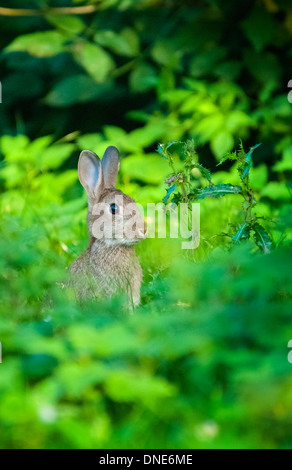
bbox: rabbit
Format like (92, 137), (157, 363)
(70, 146), (146, 307)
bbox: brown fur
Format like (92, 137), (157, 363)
(70, 239), (142, 306)
(69, 147), (145, 307)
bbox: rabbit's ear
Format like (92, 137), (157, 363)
(101, 146), (119, 188)
(78, 150), (104, 203)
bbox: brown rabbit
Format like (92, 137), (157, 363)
(70, 146), (146, 307)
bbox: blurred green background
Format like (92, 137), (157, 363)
(0, 0), (292, 449)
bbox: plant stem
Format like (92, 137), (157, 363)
(181, 183), (188, 202)
(0, 6), (99, 16)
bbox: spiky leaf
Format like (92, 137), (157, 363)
(158, 141), (184, 155)
(196, 184), (242, 199)
(187, 189), (199, 201)
(192, 163), (212, 183)
(171, 192), (183, 205)
(238, 143), (261, 182)
(217, 150), (237, 166)
(252, 222), (272, 253)
(232, 223), (251, 243)
(163, 184), (177, 204)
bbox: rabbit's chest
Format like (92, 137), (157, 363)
(89, 243), (138, 292)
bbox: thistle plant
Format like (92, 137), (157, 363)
(158, 140), (273, 253)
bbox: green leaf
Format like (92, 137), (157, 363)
(195, 114), (224, 143)
(46, 14), (85, 34)
(252, 222), (272, 253)
(196, 184), (242, 199)
(225, 110), (252, 133)
(5, 31), (67, 57)
(244, 51), (281, 86)
(190, 47), (227, 77)
(103, 126), (128, 150)
(238, 143), (261, 182)
(105, 370), (175, 404)
(151, 41), (182, 69)
(0, 135), (30, 160)
(21, 354), (58, 379)
(121, 154), (170, 184)
(260, 182), (291, 200)
(120, 28), (139, 55)
(242, 7), (275, 52)
(95, 28), (139, 57)
(77, 134), (104, 154)
(1, 72), (43, 104)
(243, 144), (261, 177)
(56, 362), (108, 398)
(232, 223), (251, 243)
(159, 141), (185, 158)
(249, 164), (268, 190)
(215, 61), (242, 80)
(127, 123), (165, 151)
(217, 151), (237, 166)
(44, 75), (102, 106)
(129, 62), (157, 92)
(192, 163), (212, 183)
(37, 144), (75, 170)
(73, 42), (115, 83)
(211, 131), (234, 159)
(273, 147), (292, 172)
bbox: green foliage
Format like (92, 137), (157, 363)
(159, 140), (284, 254)
(5, 31), (69, 57)
(95, 28), (139, 57)
(237, 143), (262, 183)
(232, 223), (251, 243)
(44, 75), (104, 106)
(0, 217), (292, 449)
(73, 41), (115, 83)
(196, 183), (243, 199)
(0, 0), (292, 450)
(1, 0), (291, 166)
(252, 222), (273, 254)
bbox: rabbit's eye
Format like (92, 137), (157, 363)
(109, 203), (118, 214)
